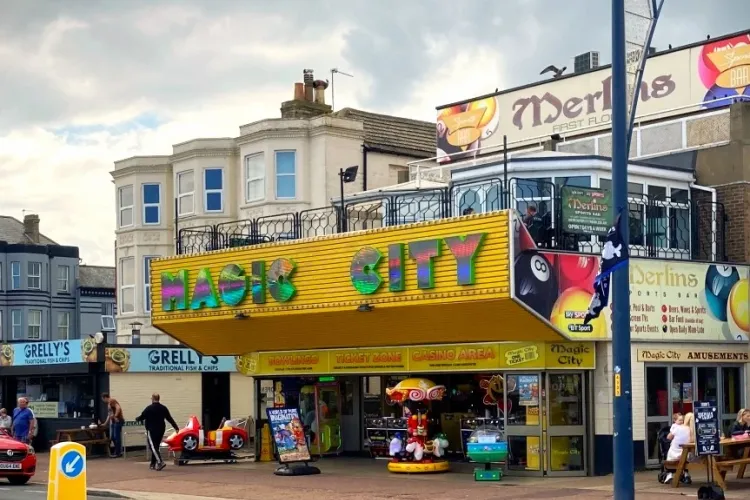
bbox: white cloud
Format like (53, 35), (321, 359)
(0, 0), (746, 265)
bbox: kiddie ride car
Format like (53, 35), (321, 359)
(0, 429), (37, 485)
(162, 416), (249, 466)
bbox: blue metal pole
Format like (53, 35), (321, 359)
(611, 0), (634, 499)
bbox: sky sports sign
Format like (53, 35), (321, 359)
(104, 346), (237, 373)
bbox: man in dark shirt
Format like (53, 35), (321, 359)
(135, 393), (180, 471)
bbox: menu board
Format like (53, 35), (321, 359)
(694, 401), (720, 456)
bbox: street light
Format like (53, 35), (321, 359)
(339, 166), (359, 232)
(129, 321), (143, 345)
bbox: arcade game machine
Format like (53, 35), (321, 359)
(385, 378), (450, 474)
(300, 382), (342, 456)
(365, 416), (408, 458)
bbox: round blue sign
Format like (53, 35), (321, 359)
(60, 449), (85, 479)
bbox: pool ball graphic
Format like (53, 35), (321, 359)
(550, 287), (605, 335)
(728, 278), (749, 333)
(705, 264), (740, 322)
(556, 254), (598, 293)
(514, 251), (558, 319)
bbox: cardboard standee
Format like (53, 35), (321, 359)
(265, 407), (320, 476)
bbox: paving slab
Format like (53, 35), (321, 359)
(26, 453), (750, 499)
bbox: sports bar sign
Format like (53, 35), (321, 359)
(436, 32), (750, 162)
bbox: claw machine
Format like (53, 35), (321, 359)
(300, 382), (342, 456)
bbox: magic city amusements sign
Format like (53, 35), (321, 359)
(161, 234), (488, 310)
(151, 212), (512, 319)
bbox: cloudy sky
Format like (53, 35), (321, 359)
(0, 0), (745, 265)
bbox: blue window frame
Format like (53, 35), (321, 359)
(142, 183), (161, 225)
(204, 168), (224, 212)
(275, 151), (296, 199)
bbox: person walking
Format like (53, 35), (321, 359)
(101, 392), (125, 457)
(135, 393), (180, 471)
(11, 398), (35, 444)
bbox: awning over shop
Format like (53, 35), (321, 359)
(151, 211), (570, 355)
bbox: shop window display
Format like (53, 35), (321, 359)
(16, 376), (95, 419)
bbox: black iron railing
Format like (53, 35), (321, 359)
(177, 177), (729, 262)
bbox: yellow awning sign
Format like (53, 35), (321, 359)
(409, 342), (500, 372)
(159, 232), (489, 312)
(237, 341), (595, 376)
(151, 213), (511, 322)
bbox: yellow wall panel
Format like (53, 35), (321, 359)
(151, 212), (509, 325)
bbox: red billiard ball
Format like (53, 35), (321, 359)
(557, 254), (598, 293)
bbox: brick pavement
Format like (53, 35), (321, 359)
(28, 453), (750, 499)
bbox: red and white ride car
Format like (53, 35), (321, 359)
(163, 416), (248, 454)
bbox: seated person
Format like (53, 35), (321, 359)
(729, 408), (750, 437)
(663, 412), (694, 484)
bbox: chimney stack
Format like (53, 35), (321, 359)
(293, 82), (305, 101)
(313, 79), (329, 105)
(303, 69), (314, 101)
(281, 68), (333, 119)
(23, 214), (40, 244)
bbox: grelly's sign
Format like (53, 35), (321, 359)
(104, 347), (238, 373)
(0, 339), (97, 367)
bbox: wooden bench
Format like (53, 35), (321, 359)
(51, 428), (110, 456)
(663, 459), (706, 471)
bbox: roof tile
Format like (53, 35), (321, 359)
(334, 108), (435, 157)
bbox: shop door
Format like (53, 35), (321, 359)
(545, 372), (587, 476)
(504, 373), (544, 476)
(340, 377), (362, 453)
(645, 366), (670, 466)
(202, 372), (231, 431)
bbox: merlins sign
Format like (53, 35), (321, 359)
(160, 232), (487, 311)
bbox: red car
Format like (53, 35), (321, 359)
(0, 429), (36, 485)
(163, 416), (248, 456)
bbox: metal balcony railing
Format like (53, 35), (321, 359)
(176, 177), (729, 263)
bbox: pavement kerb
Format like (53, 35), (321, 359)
(87, 489), (133, 499)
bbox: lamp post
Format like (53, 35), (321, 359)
(611, 0), (634, 498)
(129, 321), (143, 346)
(339, 166), (359, 232)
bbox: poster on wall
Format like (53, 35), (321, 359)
(0, 339), (97, 367)
(559, 186), (612, 236)
(266, 408), (311, 463)
(515, 375), (540, 406)
(27, 401), (59, 418)
(513, 250), (750, 342)
(104, 347), (237, 373)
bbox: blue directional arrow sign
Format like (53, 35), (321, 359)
(60, 449), (85, 479)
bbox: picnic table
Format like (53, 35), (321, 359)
(669, 437), (750, 490)
(49, 426), (110, 456)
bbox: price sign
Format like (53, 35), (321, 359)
(694, 401), (720, 456)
